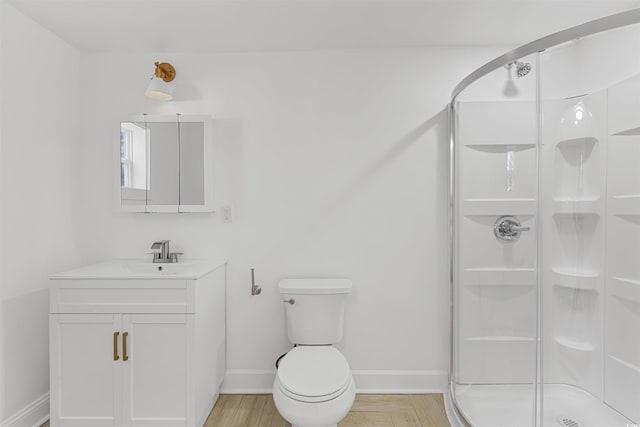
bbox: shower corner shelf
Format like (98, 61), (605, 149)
(556, 136), (599, 147)
(552, 198), (601, 216)
(611, 126), (640, 137)
(555, 336), (595, 353)
(611, 276), (640, 303)
(552, 268), (600, 278)
(463, 141), (537, 151)
(612, 194), (640, 199)
(608, 355), (640, 375)
(552, 268), (600, 292)
(609, 195), (640, 215)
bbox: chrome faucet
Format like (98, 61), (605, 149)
(493, 216), (531, 242)
(150, 240), (182, 263)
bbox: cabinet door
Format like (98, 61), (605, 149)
(121, 314), (194, 427)
(50, 314), (121, 427)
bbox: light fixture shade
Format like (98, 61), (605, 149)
(145, 76), (175, 101)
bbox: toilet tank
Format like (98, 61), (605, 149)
(278, 278), (352, 345)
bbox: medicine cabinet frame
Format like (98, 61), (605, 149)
(115, 114), (214, 213)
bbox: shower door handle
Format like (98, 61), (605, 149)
(494, 216), (530, 241)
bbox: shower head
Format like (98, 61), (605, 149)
(516, 62), (532, 78)
(504, 61), (532, 78)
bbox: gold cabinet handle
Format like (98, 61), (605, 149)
(122, 332), (129, 361)
(113, 332), (120, 361)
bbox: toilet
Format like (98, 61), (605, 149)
(273, 278), (356, 427)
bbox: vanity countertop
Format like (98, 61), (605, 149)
(50, 258), (226, 280)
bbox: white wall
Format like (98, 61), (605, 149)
(0, 3), (82, 424)
(0, 4), (513, 415)
(79, 46), (507, 392)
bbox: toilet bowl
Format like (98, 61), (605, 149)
(273, 346), (356, 427)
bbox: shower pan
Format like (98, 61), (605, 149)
(447, 8), (640, 427)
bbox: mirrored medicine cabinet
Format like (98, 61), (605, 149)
(117, 114), (213, 213)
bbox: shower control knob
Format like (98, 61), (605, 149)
(494, 215), (530, 241)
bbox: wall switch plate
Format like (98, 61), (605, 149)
(221, 206), (232, 223)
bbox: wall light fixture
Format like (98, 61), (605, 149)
(145, 62), (176, 101)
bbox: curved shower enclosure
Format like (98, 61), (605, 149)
(448, 9), (640, 427)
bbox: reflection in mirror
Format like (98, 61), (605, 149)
(148, 121), (180, 206)
(118, 115), (212, 213)
(120, 122), (148, 205)
(179, 122), (205, 205)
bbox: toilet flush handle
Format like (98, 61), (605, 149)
(283, 298), (295, 305)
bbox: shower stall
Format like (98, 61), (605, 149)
(448, 9), (640, 427)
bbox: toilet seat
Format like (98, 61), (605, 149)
(276, 346), (351, 403)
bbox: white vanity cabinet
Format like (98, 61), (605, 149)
(49, 260), (226, 427)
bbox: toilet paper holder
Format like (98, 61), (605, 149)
(251, 268), (262, 296)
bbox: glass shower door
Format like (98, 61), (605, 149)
(538, 22), (640, 427)
(451, 53), (540, 427)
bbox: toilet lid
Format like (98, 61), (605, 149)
(277, 346), (351, 399)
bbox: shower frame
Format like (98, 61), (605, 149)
(448, 8), (640, 427)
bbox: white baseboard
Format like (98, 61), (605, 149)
(221, 369), (275, 393)
(0, 393), (49, 427)
(352, 370), (449, 393)
(221, 369), (448, 394)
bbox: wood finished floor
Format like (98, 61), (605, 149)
(40, 393), (451, 427)
(203, 394), (451, 427)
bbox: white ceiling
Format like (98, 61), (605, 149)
(7, 0), (640, 52)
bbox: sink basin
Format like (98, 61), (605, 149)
(50, 259), (225, 280)
(123, 262), (193, 276)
